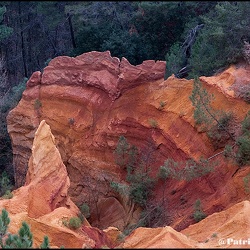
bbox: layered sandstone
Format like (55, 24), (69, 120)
(7, 51), (250, 232)
(0, 120), (99, 248)
(119, 200), (250, 248)
(3, 119), (250, 249)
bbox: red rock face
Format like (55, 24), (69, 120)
(7, 51), (250, 232)
(118, 200), (250, 248)
(0, 120), (95, 248)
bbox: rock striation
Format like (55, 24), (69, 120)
(119, 200), (250, 248)
(0, 120), (99, 248)
(6, 51), (250, 233)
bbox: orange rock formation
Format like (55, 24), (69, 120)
(6, 51), (250, 246)
(119, 200), (250, 248)
(0, 120), (115, 248)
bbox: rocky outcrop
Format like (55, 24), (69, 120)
(2, 120), (250, 248)
(7, 51), (250, 232)
(181, 200), (250, 248)
(119, 200), (250, 248)
(0, 120), (97, 248)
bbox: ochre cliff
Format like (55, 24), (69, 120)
(119, 200), (250, 248)
(6, 51), (250, 235)
(2, 119), (250, 248)
(0, 120), (111, 248)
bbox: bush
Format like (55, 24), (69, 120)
(148, 119), (158, 128)
(2, 190), (13, 199)
(164, 42), (185, 79)
(0, 171), (13, 197)
(193, 199), (206, 222)
(0, 208), (50, 248)
(129, 178), (154, 207)
(207, 112), (235, 150)
(236, 135), (250, 166)
(68, 217), (82, 230)
(236, 111), (250, 166)
(188, 2), (250, 77)
(79, 203), (90, 219)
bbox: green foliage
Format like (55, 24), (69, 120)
(68, 117), (75, 126)
(113, 136), (155, 207)
(223, 144), (233, 159)
(2, 190), (13, 199)
(159, 157), (214, 182)
(188, 2), (250, 77)
(193, 199), (206, 223)
(189, 77), (215, 128)
(207, 112), (235, 150)
(68, 2), (216, 65)
(79, 203), (90, 219)
(0, 209), (51, 248)
(40, 235), (50, 249)
(157, 166), (169, 180)
(0, 77), (27, 178)
(243, 173), (250, 195)
(4, 221), (33, 248)
(236, 135), (250, 166)
(0, 209), (10, 242)
(68, 217), (82, 230)
(148, 119), (158, 128)
(34, 99), (42, 110)
(126, 145), (139, 174)
(0, 6), (13, 41)
(0, 77), (27, 113)
(128, 173), (154, 207)
(211, 232), (218, 238)
(241, 111), (250, 135)
(114, 136), (130, 169)
(190, 77), (235, 149)
(0, 171), (13, 197)
(110, 181), (129, 196)
(158, 100), (166, 110)
(164, 42), (186, 79)
(223, 111), (250, 167)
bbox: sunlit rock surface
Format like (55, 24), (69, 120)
(0, 120), (114, 248)
(7, 51), (250, 233)
(118, 200), (250, 248)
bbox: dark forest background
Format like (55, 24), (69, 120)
(0, 1), (249, 189)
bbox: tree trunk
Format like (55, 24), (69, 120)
(67, 13), (76, 49)
(18, 2), (27, 78)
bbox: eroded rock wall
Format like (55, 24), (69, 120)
(7, 51), (250, 231)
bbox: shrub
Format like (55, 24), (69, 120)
(164, 42), (185, 79)
(237, 84), (250, 104)
(157, 166), (170, 180)
(158, 101), (166, 110)
(79, 203), (90, 219)
(236, 135), (250, 166)
(243, 173), (250, 195)
(0, 171), (13, 197)
(148, 119), (158, 128)
(193, 199), (206, 222)
(40, 235), (50, 249)
(114, 136), (130, 169)
(0, 208), (50, 248)
(207, 112), (235, 150)
(188, 2), (250, 77)
(159, 157), (214, 181)
(68, 217), (82, 230)
(2, 190), (13, 199)
(110, 181), (129, 196)
(34, 98), (42, 110)
(129, 178), (154, 207)
(233, 111), (250, 166)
